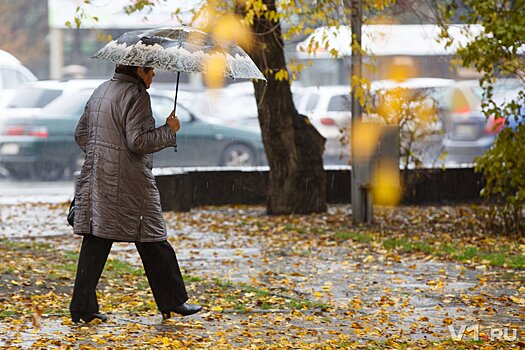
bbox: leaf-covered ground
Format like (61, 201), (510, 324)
(0, 202), (524, 349)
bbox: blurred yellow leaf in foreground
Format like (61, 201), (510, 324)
(204, 54), (227, 89)
(372, 160), (401, 206)
(352, 121), (381, 162)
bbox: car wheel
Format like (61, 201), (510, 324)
(5, 166), (32, 179)
(33, 161), (65, 181)
(220, 144), (256, 167)
(65, 153), (85, 179)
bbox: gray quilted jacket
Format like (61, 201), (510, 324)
(73, 73), (176, 242)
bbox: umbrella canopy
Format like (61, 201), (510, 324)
(92, 26), (265, 81)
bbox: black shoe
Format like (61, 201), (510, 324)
(162, 303), (202, 319)
(71, 312), (108, 323)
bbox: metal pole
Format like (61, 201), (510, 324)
(350, 0), (370, 223)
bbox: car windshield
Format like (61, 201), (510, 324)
(492, 79), (523, 98)
(150, 94), (192, 123)
(420, 87), (457, 111)
(41, 90), (93, 117)
(327, 95), (351, 112)
(6, 87), (62, 108)
(193, 93), (258, 120)
(292, 92), (303, 106)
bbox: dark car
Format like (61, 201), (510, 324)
(0, 87), (266, 180)
(368, 78), (483, 166)
(443, 82), (524, 164)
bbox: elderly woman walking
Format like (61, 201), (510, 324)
(69, 64), (201, 323)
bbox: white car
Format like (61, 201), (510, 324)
(292, 79), (482, 166)
(184, 82), (261, 131)
(295, 85), (353, 164)
(1, 79), (106, 122)
(174, 82), (356, 165)
(0, 50), (37, 108)
(179, 81), (304, 132)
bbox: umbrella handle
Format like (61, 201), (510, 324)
(173, 72), (180, 153)
(174, 71), (180, 116)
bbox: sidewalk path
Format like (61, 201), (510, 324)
(1, 202), (524, 349)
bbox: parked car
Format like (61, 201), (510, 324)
(0, 50), (37, 107)
(295, 85), (353, 164)
(0, 79), (105, 122)
(371, 78), (482, 132)
(0, 87), (266, 180)
(182, 82), (261, 131)
(293, 79), (478, 165)
(442, 113), (496, 164)
(149, 89), (266, 168)
(443, 82), (524, 164)
(182, 82), (305, 131)
(369, 78), (483, 166)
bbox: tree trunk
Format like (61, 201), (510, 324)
(250, 0), (327, 214)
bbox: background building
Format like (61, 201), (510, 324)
(0, 0), (478, 85)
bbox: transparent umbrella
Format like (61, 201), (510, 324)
(92, 26), (266, 113)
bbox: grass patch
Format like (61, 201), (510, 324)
(223, 294), (250, 313)
(259, 302), (272, 309)
(358, 338), (508, 350)
(454, 246), (479, 261)
(474, 252), (525, 268)
(211, 278), (325, 312)
(480, 253), (505, 267)
(412, 241), (435, 254)
(313, 227), (329, 235)
(1, 239), (52, 251)
(380, 238), (525, 269)
(283, 224), (293, 231)
(333, 231), (374, 243)
(441, 244), (458, 255)
(233, 304), (247, 312)
(136, 279), (150, 290)
(239, 284), (270, 297)
(60, 263), (78, 273)
(105, 258), (143, 276)
(287, 298), (330, 310)
(213, 278), (235, 289)
(224, 295), (238, 303)
(61, 251), (79, 263)
(183, 275), (204, 283)
(1, 310), (18, 318)
(287, 299), (312, 309)
(508, 254), (525, 268)
(297, 227), (308, 235)
(382, 238), (432, 254)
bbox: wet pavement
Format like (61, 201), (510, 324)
(1, 201), (524, 348)
(0, 179), (74, 205)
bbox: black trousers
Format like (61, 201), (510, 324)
(70, 234), (188, 315)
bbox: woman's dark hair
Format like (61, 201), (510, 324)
(115, 65), (153, 87)
(115, 65), (153, 79)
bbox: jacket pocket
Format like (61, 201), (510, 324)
(137, 198), (147, 241)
